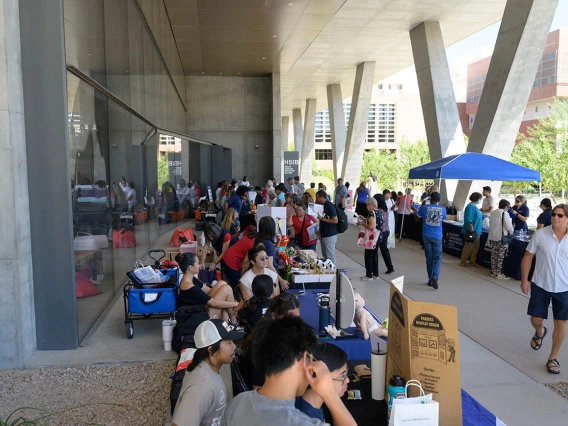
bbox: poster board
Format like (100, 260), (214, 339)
(386, 282), (462, 426)
(283, 151), (300, 182)
(256, 205), (286, 236)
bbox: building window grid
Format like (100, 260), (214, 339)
(315, 149), (333, 160)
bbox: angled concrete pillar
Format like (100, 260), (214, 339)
(272, 73), (283, 181)
(410, 21), (466, 204)
(453, 0), (559, 209)
(282, 116), (290, 152)
(300, 99), (317, 181)
(292, 108), (303, 154)
(342, 61), (376, 186)
(327, 84), (347, 181)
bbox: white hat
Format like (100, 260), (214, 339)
(266, 180), (274, 188)
(194, 319), (245, 349)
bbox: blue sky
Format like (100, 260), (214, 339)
(446, 0), (568, 64)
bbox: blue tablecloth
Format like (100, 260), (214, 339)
(289, 289), (373, 360)
(442, 221), (528, 279)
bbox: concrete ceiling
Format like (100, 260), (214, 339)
(164, 0), (507, 115)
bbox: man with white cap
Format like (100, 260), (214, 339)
(172, 319), (245, 426)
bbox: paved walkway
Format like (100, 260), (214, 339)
(26, 225), (568, 425)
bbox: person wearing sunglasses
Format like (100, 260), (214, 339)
(295, 342), (349, 422)
(521, 204), (568, 374)
(220, 317), (356, 426)
(510, 194), (529, 232)
(239, 244), (280, 301)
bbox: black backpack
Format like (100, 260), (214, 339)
(172, 304), (209, 354)
(336, 205), (348, 234)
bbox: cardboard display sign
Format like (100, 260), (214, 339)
(386, 281), (462, 426)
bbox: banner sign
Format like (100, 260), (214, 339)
(283, 151), (300, 182)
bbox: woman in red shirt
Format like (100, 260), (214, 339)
(291, 204), (318, 251)
(221, 216), (257, 289)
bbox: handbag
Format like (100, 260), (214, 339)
(389, 380), (439, 426)
(169, 226), (195, 247)
(464, 230), (476, 243)
(294, 216), (306, 245)
(357, 211), (381, 249)
(286, 224), (296, 239)
(501, 212), (513, 245)
(73, 232), (109, 251)
(113, 228), (136, 248)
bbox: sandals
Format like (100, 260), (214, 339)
(547, 358), (560, 374)
(530, 327), (548, 350)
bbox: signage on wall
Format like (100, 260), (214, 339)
(283, 151), (300, 182)
(167, 153), (182, 183)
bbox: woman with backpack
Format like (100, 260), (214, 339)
(374, 194), (395, 274)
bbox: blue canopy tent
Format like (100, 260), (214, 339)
(400, 153), (541, 242)
(408, 152), (541, 182)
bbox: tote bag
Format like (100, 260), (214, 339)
(357, 226), (380, 249)
(389, 380), (439, 426)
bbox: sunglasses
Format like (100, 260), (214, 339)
(258, 256), (269, 261)
(551, 213), (565, 218)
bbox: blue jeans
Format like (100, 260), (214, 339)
(320, 234), (338, 267)
(423, 236), (442, 280)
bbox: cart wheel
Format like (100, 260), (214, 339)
(125, 321), (134, 339)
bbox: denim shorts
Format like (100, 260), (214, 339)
(527, 282), (568, 320)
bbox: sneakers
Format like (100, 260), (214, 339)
(490, 272), (497, 277)
(227, 320), (244, 332)
(496, 274), (510, 280)
(431, 278), (439, 289)
(385, 269), (395, 274)
(361, 276), (373, 281)
(372, 275), (380, 280)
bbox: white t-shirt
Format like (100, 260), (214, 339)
(481, 195), (497, 216)
(240, 268), (278, 292)
(241, 181), (250, 187)
(526, 226), (568, 293)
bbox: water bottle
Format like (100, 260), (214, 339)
(319, 296), (330, 333)
(387, 375), (406, 422)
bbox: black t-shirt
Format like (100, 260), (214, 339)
(319, 200), (338, 238)
(237, 299), (271, 330)
(255, 193), (264, 205)
(537, 208), (552, 227)
(177, 276), (211, 308)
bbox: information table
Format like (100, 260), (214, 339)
(442, 221), (528, 280)
(289, 289), (373, 360)
(290, 273), (334, 289)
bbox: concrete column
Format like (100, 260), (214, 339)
(327, 84), (347, 181)
(272, 73), (282, 181)
(0, 0), (36, 368)
(410, 22), (466, 204)
(453, 0), (559, 209)
(342, 61), (376, 186)
(292, 108), (303, 154)
(281, 116), (290, 152)
(300, 99), (317, 181)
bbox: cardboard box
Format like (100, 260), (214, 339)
(386, 281), (462, 426)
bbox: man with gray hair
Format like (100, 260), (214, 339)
(521, 204), (568, 374)
(286, 177), (299, 195)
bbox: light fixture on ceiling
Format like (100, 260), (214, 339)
(288, 2), (293, 5)
(201, 72), (205, 74)
(237, 73), (241, 75)
(219, 72), (223, 75)
(262, 57), (266, 60)
(273, 35), (277, 38)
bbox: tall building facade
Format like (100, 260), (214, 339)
(314, 72), (427, 170)
(465, 28), (568, 138)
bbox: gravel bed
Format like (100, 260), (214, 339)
(0, 361), (175, 426)
(545, 382), (568, 400)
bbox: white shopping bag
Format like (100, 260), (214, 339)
(389, 380), (439, 426)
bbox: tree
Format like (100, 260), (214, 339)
(158, 152), (169, 188)
(360, 147), (400, 190)
(398, 139), (431, 188)
(509, 99), (568, 203)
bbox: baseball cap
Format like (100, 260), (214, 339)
(195, 319), (245, 349)
(430, 192), (441, 202)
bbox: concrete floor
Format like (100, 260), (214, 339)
(27, 225), (568, 425)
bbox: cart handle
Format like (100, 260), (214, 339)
(148, 249), (166, 265)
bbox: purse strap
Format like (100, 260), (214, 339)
(297, 215), (306, 242)
(502, 211), (505, 235)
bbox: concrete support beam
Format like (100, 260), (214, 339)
(327, 84), (347, 181)
(453, 0), (559, 209)
(300, 99), (317, 181)
(410, 21), (466, 204)
(292, 108), (303, 154)
(272, 73), (282, 180)
(281, 116), (290, 153)
(342, 61), (376, 186)
(0, 0), (36, 368)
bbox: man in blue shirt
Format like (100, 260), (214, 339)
(225, 185), (248, 215)
(415, 192), (446, 289)
(537, 198), (552, 229)
(334, 178), (348, 209)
